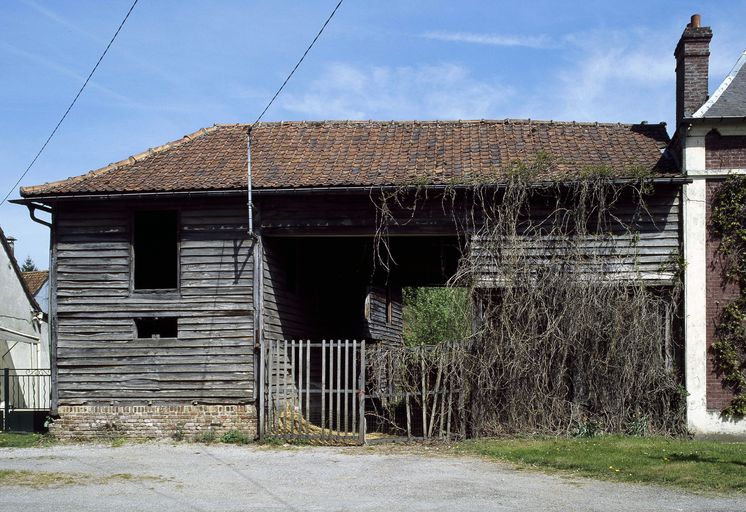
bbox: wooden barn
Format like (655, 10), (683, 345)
(11, 17), (746, 437)
(12, 119), (683, 439)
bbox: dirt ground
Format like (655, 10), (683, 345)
(1, 442), (744, 511)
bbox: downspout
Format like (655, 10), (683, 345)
(25, 203), (52, 228)
(22, 199), (56, 412)
(247, 127), (254, 237)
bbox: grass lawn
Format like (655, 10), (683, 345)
(0, 432), (53, 448)
(459, 435), (746, 494)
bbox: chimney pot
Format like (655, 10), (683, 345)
(691, 14), (701, 28)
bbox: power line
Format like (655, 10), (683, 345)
(250, 0), (345, 128)
(1, 0), (140, 206)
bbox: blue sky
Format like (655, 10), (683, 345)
(2, 0), (746, 266)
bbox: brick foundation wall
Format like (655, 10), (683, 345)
(705, 180), (741, 410)
(49, 405), (257, 440)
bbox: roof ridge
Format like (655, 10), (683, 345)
(246, 119), (662, 128)
(20, 125), (222, 196)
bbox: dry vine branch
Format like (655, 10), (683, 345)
(367, 160), (686, 437)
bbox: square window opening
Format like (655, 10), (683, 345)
(135, 317), (178, 339)
(134, 210), (178, 290)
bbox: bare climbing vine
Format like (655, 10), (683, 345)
(366, 157), (687, 437)
(710, 175), (746, 417)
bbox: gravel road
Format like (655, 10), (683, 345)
(0, 442), (743, 511)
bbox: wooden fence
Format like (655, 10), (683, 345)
(259, 339), (365, 443)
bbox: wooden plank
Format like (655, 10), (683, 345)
(344, 339), (349, 434)
(258, 339), (265, 440)
(352, 340), (357, 436)
(290, 340), (304, 435)
(336, 340), (341, 433)
(359, 340), (366, 444)
(58, 372), (252, 383)
(57, 363), (252, 374)
(320, 339), (325, 436)
(305, 339), (310, 437)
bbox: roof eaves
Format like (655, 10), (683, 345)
(19, 125), (223, 198)
(692, 50), (746, 119)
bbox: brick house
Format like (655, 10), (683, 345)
(11, 14), (746, 437)
(674, 17), (746, 434)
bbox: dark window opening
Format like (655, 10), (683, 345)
(134, 210), (178, 290)
(135, 317), (178, 339)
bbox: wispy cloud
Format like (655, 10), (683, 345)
(20, 0), (184, 88)
(278, 62), (513, 120)
(422, 31), (554, 49)
(0, 42), (134, 104)
(0, 42), (193, 114)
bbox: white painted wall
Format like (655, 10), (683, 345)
(0, 238), (48, 372)
(682, 123), (746, 435)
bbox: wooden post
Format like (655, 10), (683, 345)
(428, 353), (443, 438)
(358, 340), (366, 445)
(321, 340), (326, 438)
(352, 340), (357, 437)
(305, 339), (310, 437)
(290, 339), (296, 435)
(344, 339), (349, 436)
(458, 358), (466, 439)
(258, 339), (265, 440)
(274, 340), (280, 434)
(405, 393), (412, 441)
(252, 234), (264, 431)
(3, 369), (9, 431)
(420, 347), (427, 439)
(328, 340), (334, 438)
(336, 340), (341, 436)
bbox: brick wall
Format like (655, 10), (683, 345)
(705, 180), (741, 410)
(49, 405), (257, 440)
(706, 133), (746, 169)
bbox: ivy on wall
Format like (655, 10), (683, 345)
(710, 175), (746, 417)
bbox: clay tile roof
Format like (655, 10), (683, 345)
(22, 270), (49, 296)
(20, 120), (676, 198)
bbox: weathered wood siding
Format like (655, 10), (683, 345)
(364, 286), (403, 344)
(54, 199), (254, 405)
(471, 187), (682, 284)
(262, 238), (316, 340)
(258, 193), (461, 235)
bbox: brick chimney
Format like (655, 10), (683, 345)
(675, 14), (712, 127)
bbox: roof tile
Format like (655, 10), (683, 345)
(20, 120), (675, 198)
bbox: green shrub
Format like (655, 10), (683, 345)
(220, 430), (251, 445)
(192, 429), (217, 444)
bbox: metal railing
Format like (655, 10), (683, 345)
(2, 368), (51, 415)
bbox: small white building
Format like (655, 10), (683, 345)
(0, 227), (49, 373)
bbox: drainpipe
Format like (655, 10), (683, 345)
(247, 127), (255, 237)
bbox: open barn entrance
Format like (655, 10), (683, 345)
(258, 235), (464, 442)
